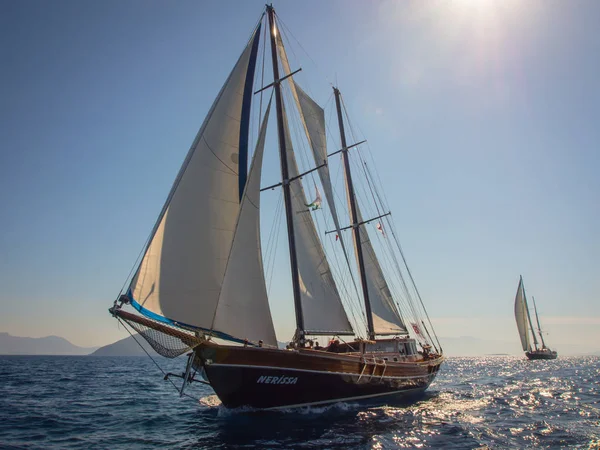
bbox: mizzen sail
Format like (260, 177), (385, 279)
(354, 203), (408, 335)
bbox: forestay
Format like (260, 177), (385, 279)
(514, 277), (532, 351)
(127, 27), (263, 340)
(212, 100), (277, 346)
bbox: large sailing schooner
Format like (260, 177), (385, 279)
(109, 5), (443, 409)
(514, 275), (558, 360)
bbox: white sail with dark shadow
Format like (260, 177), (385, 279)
(212, 100), (277, 346)
(127, 26), (263, 342)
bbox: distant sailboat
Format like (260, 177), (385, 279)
(109, 5), (443, 409)
(514, 276), (557, 360)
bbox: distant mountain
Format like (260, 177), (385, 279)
(90, 334), (157, 356)
(0, 332), (97, 355)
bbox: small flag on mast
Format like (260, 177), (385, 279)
(305, 185), (322, 211)
(376, 222), (384, 235)
(411, 323), (422, 336)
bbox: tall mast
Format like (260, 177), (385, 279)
(333, 87), (375, 340)
(521, 276), (539, 350)
(266, 5), (304, 342)
(532, 296), (546, 348)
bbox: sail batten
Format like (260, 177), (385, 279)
(127, 26), (265, 338)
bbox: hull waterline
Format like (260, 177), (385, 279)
(526, 350), (558, 360)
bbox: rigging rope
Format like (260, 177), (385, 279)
(116, 317), (200, 402)
(335, 92), (441, 347)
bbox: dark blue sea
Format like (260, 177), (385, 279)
(0, 355), (598, 449)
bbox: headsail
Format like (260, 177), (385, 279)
(212, 100), (277, 346)
(514, 276), (532, 351)
(281, 102), (354, 335)
(127, 26), (263, 341)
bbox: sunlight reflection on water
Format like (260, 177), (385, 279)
(0, 356), (598, 449)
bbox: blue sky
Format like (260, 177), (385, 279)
(1, 0), (598, 352)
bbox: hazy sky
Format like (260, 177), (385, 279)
(1, 0), (598, 352)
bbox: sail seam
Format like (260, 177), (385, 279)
(202, 136), (238, 175)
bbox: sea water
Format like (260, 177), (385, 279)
(0, 355), (598, 449)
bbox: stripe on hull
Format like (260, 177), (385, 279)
(262, 386), (429, 410)
(210, 362), (435, 381)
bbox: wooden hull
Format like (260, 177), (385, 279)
(194, 342), (443, 409)
(526, 350), (558, 360)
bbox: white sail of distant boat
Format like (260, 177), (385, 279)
(514, 276), (532, 352)
(531, 296), (546, 348)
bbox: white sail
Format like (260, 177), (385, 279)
(212, 100), (277, 346)
(128, 27), (262, 340)
(354, 202), (408, 335)
(282, 103), (354, 335)
(276, 36), (353, 271)
(532, 296), (546, 348)
(292, 82), (357, 270)
(514, 277), (532, 352)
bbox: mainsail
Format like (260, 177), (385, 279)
(514, 276), (532, 351)
(282, 101), (354, 335)
(531, 296), (546, 348)
(127, 26), (265, 342)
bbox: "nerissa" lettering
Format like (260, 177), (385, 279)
(256, 375), (298, 385)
